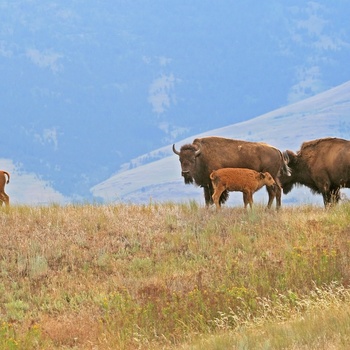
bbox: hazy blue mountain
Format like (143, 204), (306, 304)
(1, 1), (350, 202)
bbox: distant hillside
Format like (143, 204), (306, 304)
(91, 81), (350, 206)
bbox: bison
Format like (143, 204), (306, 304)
(0, 170), (10, 207)
(172, 136), (290, 209)
(280, 137), (350, 207)
(210, 168), (276, 209)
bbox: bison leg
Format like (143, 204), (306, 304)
(0, 192), (9, 207)
(243, 191), (253, 209)
(322, 192), (331, 208)
(275, 185), (282, 209)
(322, 188), (340, 208)
(330, 188), (341, 205)
(265, 184), (282, 209)
(212, 184), (225, 210)
(203, 185), (213, 207)
(265, 185), (276, 209)
(248, 192), (254, 209)
(212, 190), (222, 210)
(4, 194), (9, 206)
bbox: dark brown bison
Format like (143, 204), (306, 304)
(172, 136), (290, 208)
(0, 170), (10, 206)
(210, 168), (276, 209)
(280, 137), (350, 207)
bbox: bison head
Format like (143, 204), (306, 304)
(172, 143), (201, 184)
(261, 172), (277, 190)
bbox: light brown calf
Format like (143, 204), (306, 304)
(0, 170), (10, 207)
(210, 168), (276, 209)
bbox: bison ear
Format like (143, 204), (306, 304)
(259, 172), (265, 179)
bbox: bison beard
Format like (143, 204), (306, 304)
(184, 175), (193, 185)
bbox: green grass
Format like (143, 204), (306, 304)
(0, 202), (350, 349)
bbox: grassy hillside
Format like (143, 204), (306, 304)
(1, 202), (350, 349)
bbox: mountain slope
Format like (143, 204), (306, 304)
(91, 80), (350, 206)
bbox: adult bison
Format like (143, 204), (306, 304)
(280, 137), (350, 207)
(172, 136), (290, 209)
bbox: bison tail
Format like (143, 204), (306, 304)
(219, 190), (229, 205)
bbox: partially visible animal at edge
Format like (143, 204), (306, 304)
(0, 170), (10, 207)
(210, 168), (277, 209)
(172, 136), (290, 209)
(280, 137), (350, 208)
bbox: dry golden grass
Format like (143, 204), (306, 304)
(1, 202), (350, 349)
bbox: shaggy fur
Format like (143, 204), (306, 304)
(280, 137), (350, 207)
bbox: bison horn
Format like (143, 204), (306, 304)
(195, 146), (201, 157)
(172, 144), (181, 155)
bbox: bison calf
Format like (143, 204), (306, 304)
(0, 170), (10, 207)
(210, 168), (276, 209)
